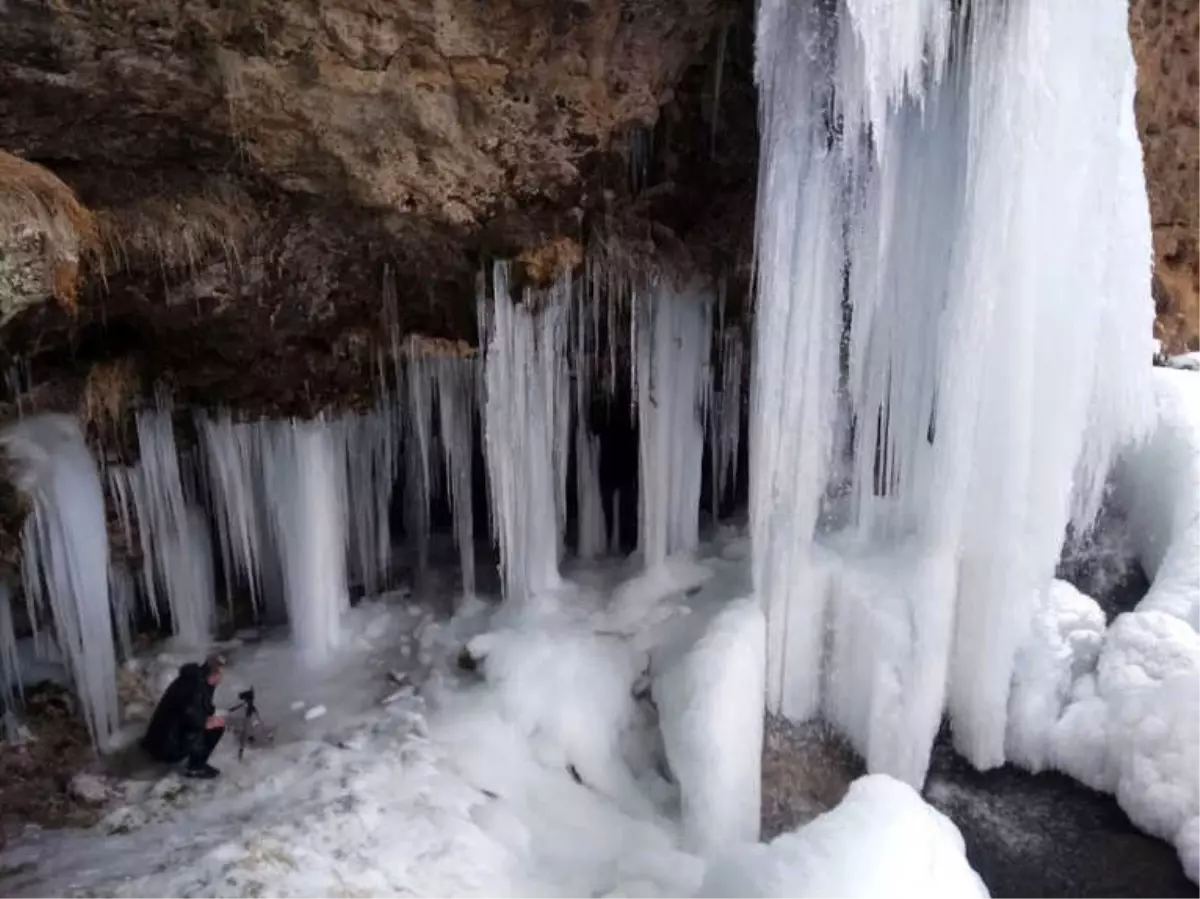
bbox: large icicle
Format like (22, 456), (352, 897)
(263, 419), (349, 665)
(479, 262), (569, 603)
(198, 412), (267, 611)
(635, 280), (714, 568)
(1, 415), (119, 747)
(431, 356), (479, 599)
(130, 409), (216, 646)
(751, 0), (1155, 785)
(342, 400), (400, 598)
(0, 581), (20, 701)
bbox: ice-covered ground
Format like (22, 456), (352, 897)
(1005, 368), (1200, 882)
(0, 535), (985, 898)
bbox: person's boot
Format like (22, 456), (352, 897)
(184, 763), (220, 780)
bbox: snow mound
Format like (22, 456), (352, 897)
(466, 617), (655, 818)
(652, 596), (765, 854)
(698, 774), (988, 898)
(1006, 580), (1107, 771)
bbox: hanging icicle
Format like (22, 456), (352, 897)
(478, 262), (569, 603)
(635, 279), (714, 569)
(1, 414), (119, 748)
(262, 418), (350, 665)
(129, 407), (216, 646)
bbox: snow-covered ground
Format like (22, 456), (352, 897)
(1005, 368), (1200, 882)
(0, 536), (985, 898)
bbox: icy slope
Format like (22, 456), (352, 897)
(0, 547), (988, 898)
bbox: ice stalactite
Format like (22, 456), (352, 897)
(431, 356), (479, 599)
(109, 563), (136, 662)
(572, 262), (609, 560)
(710, 285), (746, 522)
(479, 262), (569, 604)
(263, 420), (350, 665)
(635, 280), (714, 569)
(0, 581), (20, 700)
(1, 415), (119, 747)
(128, 409), (216, 646)
(342, 400), (401, 598)
(751, 0), (1154, 785)
(405, 346), (436, 587)
(198, 413), (267, 611)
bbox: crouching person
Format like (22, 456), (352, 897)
(142, 654), (227, 779)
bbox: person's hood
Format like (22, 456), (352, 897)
(177, 662), (206, 684)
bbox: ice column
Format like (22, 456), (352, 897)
(479, 262), (569, 603)
(341, 401), (401, 597)
(635, 280), (714, 568)
(751, 0), (1154, 782)
(129, 409), (216, 646)
(0, 582), (20, 701)
(198, 412), (268, 611)
(1, 415), (119, 747)
(432, 356), (479, 599)
(710, 323), (745, 521)
(405, 347), (435, 586)
(572, 268), (608, 560)
(262, 420), (349, 664)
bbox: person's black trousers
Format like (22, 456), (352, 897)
(186, 726), (224, 768)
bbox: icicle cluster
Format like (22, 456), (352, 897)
(2, 415), (119, 747)
(108, 407), (216, 647)
(751, 0), (1156, 785)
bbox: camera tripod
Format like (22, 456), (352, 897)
(227, 687), (267, 761)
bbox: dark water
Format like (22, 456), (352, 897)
(925, 735), (1194, 898)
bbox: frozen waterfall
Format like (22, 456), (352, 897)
(751, 0), (1155, 784)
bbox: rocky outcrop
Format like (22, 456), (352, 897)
(0, 0), (748, 414)
(1131, 0), (1200, 354)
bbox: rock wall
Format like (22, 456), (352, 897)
(1131, 0), (1200, 354)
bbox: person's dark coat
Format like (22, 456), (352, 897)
(141, 663), (215, 763)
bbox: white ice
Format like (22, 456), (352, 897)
(1003, 367), (1200, 880)
(751, 0), (1155, 784)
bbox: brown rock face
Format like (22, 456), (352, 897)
(0, 0), (740, 414)
(1130, 0), (1200, 353)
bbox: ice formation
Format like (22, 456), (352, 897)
(709, 307), (745, 521)
(1005, 369), (1200, 882)
(635, 280), (713, 568)
(262, 420), (350, 665)
(108, 408), (217, 646)
(751, 0), (1156, 783)
(341, 400), (402, 598)
(1, 415), (119, 746)
(0, 581), (20, 701)
(478, 262), (569, 603)
(652, 595), (765, 854)
(699, 774), (988, 898)
(430, 355), (480, 599)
